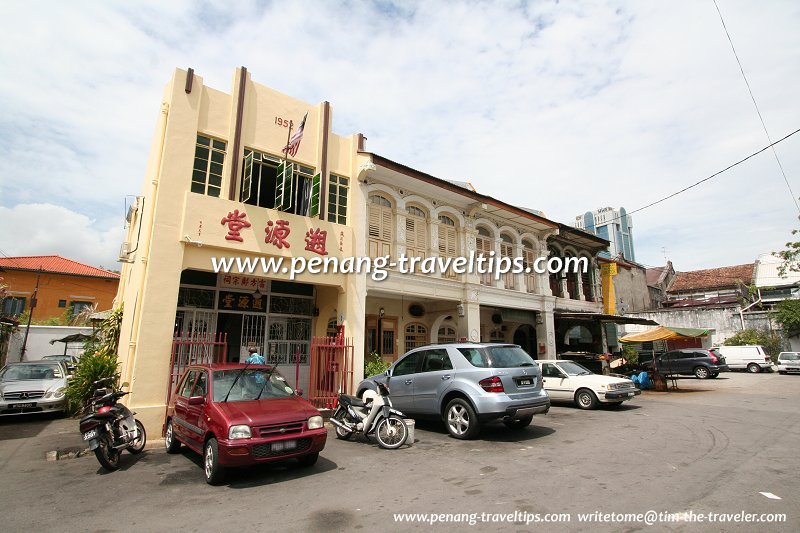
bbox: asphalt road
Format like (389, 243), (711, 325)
(0, 372), (797, 532)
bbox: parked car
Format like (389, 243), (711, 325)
(776, 352), (800, 374)
(357, 343), (550, 440)
(535, 360), (640, 409)
(0, 360), (69, 416)
(646, 348), (729, 379)
(42, 354), (80, 372)
(164, 363), (327, 485)
(714, 345), (775, 373)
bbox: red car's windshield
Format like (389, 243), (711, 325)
(212, 369), (295, 402)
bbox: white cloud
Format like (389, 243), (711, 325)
(0, 204), (125, 269)
(1, 0), (799, 272)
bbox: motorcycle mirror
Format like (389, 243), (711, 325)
(121, 382), (130, 388)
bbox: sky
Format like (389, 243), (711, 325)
(1, 0), (799, 272)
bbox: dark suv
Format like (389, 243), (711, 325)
(649, 348), (729, 379)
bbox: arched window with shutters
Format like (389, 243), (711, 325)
(368, 195), (393, 259)
(523, 240), (537, 293)
(564, 252), (579, 299)
(405, 205), (428, 264)
(549, 245), (563, 297)
(404, 322), (428, 350)
(437, 325), (457, 344)
(438, 214), (458, 279)
(500, 233), (516, 289)
(476, 227), (494, 286)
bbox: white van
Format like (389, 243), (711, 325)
(714, 345), (774, 373)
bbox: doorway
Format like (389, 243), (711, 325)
(513, 324), (538, 359)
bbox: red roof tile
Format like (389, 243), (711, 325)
(669, 263), (754, 293)
(0, 255), (120, 279)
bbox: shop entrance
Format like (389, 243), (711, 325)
(513, 324), (538, 359)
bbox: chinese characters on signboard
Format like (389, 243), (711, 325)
(219, 210), (330, 255)
(217, 291), (265, 312)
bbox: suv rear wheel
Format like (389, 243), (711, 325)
(694, 366), (710, 379)
(747, 363), (761, 374)
(444, 398), (480, 440)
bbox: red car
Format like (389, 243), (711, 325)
(164, 363), (327, 484)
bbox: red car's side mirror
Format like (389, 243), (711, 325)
(295, 388), (304, 397)
(188, 396), (205, 406)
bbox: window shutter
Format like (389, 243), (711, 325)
(368, 207), (381, 239)
(438, 225), (456, 257)
(275, 161), (294, 211)
(309, 172), (321, 217)
(381, 208), (392, 242)
(241, 152), (254, 203)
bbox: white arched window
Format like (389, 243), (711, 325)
(368, 195), (393, 259)
(405, 205), (428, 264)
(438, 215), (458, 279)
(437, 325), (457, 344)
(477, 227), (493, 286)
(405, 322), (428, 350)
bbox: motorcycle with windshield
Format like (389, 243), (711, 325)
(329, 380), (408, 449)
(79, 377), (146, 471)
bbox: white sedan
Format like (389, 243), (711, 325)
(536, 360), (640, 410)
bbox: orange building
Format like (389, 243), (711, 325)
(0, 256), (119, 320)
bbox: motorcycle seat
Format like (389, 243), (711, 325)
(339, 394), (367, 408)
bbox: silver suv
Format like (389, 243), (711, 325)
(357, 343), (550, 439)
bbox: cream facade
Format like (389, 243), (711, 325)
(355, 155), (607, 363)
(116, 68), (363, 434)
(116, 67), (608, 436)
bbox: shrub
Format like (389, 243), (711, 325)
(64, 306), (123, 414)
(364, 351), (390, 378)
(65, 351), (119, 414)
(621, 345), (639, 366)
(724, 328), (785, 360)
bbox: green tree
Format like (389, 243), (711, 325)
(777, 228), (800, 277)
(773, 299), (800, 338)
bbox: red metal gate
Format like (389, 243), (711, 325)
(308, 334), (354, 409)
(167, 331), (227, 403)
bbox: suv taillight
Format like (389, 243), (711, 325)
(709, 352), (718, 363)
(765, 356), (771, 362)
(479, 376), (505, 393)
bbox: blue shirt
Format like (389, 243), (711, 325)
(246, 353), (265, 365)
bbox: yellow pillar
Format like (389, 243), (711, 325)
(601, 262), (618, 315)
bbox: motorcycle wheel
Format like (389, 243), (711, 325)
(375, 415), (408, 449)
(94, 434), (121, 471)
(127, 420), (146, 454)
(333, 408), (353, 440)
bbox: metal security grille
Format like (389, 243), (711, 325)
(168, 329), (227, 404)
(308, 334), (354, 409)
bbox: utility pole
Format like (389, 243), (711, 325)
(20, 270), (41, 361)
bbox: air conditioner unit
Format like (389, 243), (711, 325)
(118, 242), (134, 263)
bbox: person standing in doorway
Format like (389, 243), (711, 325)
(245, 347), (265, 365)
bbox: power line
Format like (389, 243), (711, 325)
(712, 0), (800, 214)
(623, 126), (800, 220)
